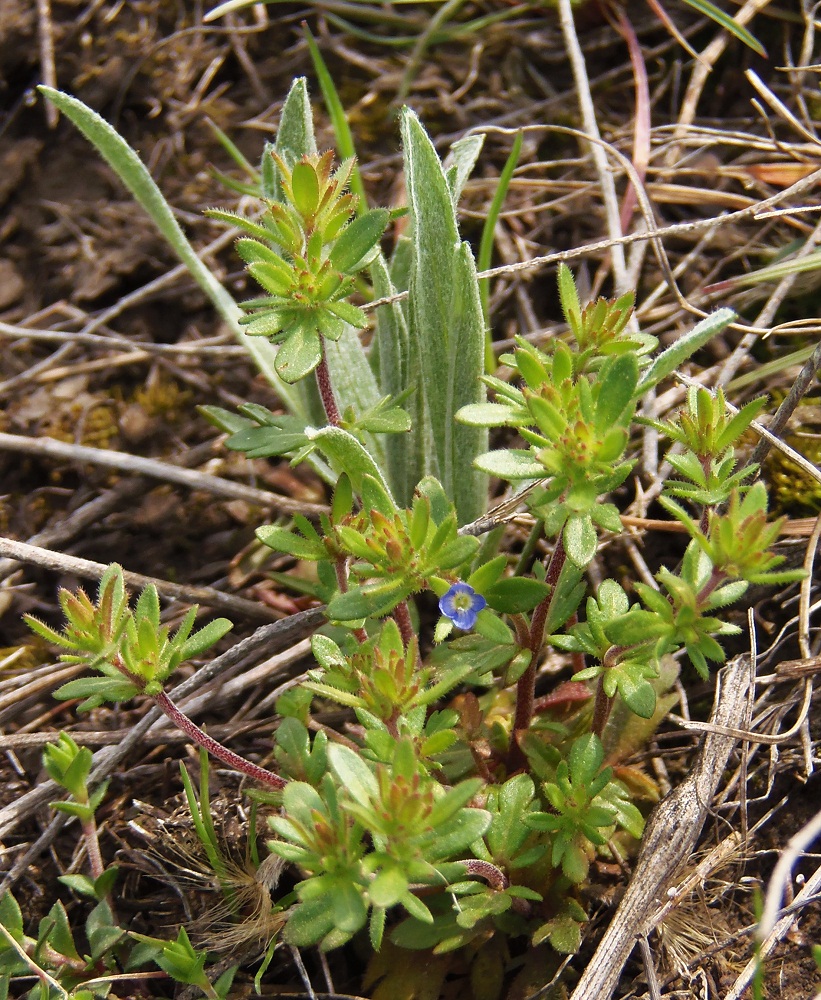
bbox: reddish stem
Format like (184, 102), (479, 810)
(392, 599), (416, 651)
(591, 677), (614, 739)
(316, 347), (342, 426)
(513, 538), (566, 734)
(152, 689), (287, 790)
(80, 816), (106, 882)
(510, 537), (567, 771)
(457, 859), (509, 891)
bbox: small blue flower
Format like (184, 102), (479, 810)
(439, 582), (486, 631)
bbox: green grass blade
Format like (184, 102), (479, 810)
(37, 85), (308, 418)
(478, 129), (522, 370)
(680, 0), (766, 56)
(304, 24), (368, 212)
(204, 116), (258, 179)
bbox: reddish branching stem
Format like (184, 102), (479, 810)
(510, 537), (568, 771)
(591, 678), (614, 739)
(513, 538), (566, 735)
(316, 348), (342, 426)
(152, 689), (287, 790)
(458, 859), (509, 891)
(392, 599), (416, 652)
(81, 816), (106, 882)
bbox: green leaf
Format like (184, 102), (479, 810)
(330, 209), (390, 273)
(401, 108), (487, 525)
(54, 676), (140, 705)
(473, 609), (514, 644)
(563, 516), (598, 568)
(487, 774), (535, 859)
(328, 744), (378, 802)
(43, 901), (80, 961)
(474, 449), (545, 479)
(369, 867), (409, 908)
(418, 809), (492, 860)
(275, 325), (322, 383)
(483, 577), (550, 613)
(415, 476), (453, 526)
(456, 402), (525, 427)
(291, 160), (320, 216)
(327, 583), (407, 621)
(445, 133), (484, 207)
(179, 618), (232, 661)
(256, 525), (325, 560)
(616, 670), (657, 719)
(595, 354), (638, 431)
(0, 893), (24, 942)
(36, 86), (307, 416)
(637, 309), (735, 394)
(303, 25), (368, 210)
(558, 263), (583, 340)
(272, 77), (318, 190)
(284, 896), (337, 947)
(306, 425), (395, 503)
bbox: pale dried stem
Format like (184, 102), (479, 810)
(0, 536), (276, 622)
(556, 0), (628, 293)
(0, 431), (327, 517)
(35, 0), (58, 128)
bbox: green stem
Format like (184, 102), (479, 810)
(514, 518), (545, 576)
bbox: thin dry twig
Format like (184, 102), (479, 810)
(0, 537), (278, 622)
(0, 431), (327, 517)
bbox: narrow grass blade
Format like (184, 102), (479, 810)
(478, 129), (522, 368)
(204, 116), (258, 180)
(37, 85), (306, 417)
(304, 24), (368, 211)
(681, 0), (766, 56)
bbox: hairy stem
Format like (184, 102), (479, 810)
(510, 536), (567, 770)
(152, 690), (287, 790)
(513, 538), (566, 734)
(316, 346), (341, 426)
(392, 599), (416, 651)
(591, 677), (614, 739)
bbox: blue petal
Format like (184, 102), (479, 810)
(450, 606), (479, 630)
